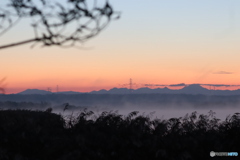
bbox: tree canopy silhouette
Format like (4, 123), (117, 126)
(0, 0), (120, 49)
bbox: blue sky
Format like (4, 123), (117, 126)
(1, 0), (240, 93)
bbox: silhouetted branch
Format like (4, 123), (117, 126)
(0, 38), (38, 49)
(0, 0), (120, 49)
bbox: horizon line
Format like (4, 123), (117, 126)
(4, 84), (240, 95)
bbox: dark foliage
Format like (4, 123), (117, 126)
(0, 109), (239, 160)
(0, 0), (120, 49)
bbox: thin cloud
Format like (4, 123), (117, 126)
(202, 84), (231, 87)
(213, 71), (233, 74)
(169, 83), (186, 87)
(144, 84), (166, 87)
(202, 84), (240, 87)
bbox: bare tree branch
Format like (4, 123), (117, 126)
(0, 38), (38, 50)
(0, 0), (120, 50)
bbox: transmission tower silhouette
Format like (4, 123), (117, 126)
(47, 87), (51, 92)
(129, 78), (134, 93)
(119, 78), (137, 93)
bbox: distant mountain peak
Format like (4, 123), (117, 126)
(182, 84), (207, 90)
(18, 89), (52, 95)
(178, 84), (209, 94)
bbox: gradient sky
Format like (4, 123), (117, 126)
(1, 0), (240, 93)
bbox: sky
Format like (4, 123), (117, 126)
(1, 0), (240, 94)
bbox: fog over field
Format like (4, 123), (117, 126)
(56, 104), (239, 121)
(0, 92), (239, 120)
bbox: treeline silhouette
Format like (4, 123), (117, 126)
(0, 101), (51, 110)
(0, 109), (239, 160)
(1, 94), (240, 108)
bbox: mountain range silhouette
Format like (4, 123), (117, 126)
(17, 84), (240, 95)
